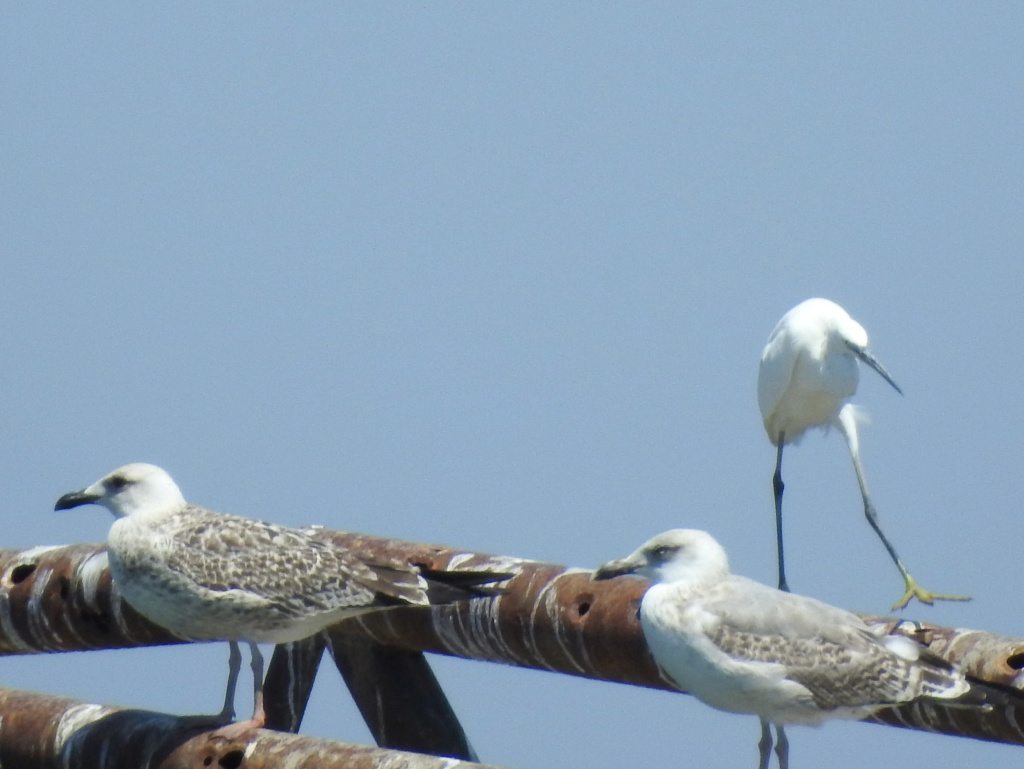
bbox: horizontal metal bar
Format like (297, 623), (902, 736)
(2, 535), (1024, 747)
(0, 684), (503, 769)
(0, 544), (178, 654)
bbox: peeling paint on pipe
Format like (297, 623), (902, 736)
(0, 685), (505, 769)
(2, 536), (1024, 749)
(0, 544), (179, 655)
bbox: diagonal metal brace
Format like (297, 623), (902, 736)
(327, 632), (478, 760)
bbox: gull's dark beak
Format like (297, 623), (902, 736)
(850, 344), (903, 395)
(592, 557), (641, 581)
(54, 489), (101, 511)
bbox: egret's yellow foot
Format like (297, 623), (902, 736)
(891, 575), (971, 611)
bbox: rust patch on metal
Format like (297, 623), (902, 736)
(3, 537), (1024, 748)
(0, 684), (506, 768)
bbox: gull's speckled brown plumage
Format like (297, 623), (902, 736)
(109, 502), (442, 643)
(594, 529), (981, 769)
(55, 462), (506, 733)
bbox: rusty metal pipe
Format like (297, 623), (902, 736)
(3, 536), (1024, 748)
(0, 684), (505, 769)
(326, 634), (478, 760)
(262, 635), (326, 732)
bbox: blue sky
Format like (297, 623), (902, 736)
(2, 4), (1023, 767)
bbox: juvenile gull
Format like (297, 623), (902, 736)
(55, 462), (504, 738)
(594, 529), (982, 769)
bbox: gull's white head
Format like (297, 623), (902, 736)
(592, 529), (730, 585)
(54, 463), (186, 518)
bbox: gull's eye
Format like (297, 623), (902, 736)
(650, 544), (679, 560)
(107, 476), (129, 492)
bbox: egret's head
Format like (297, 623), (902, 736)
(592, 529), (729, 585)
(832, 322), (902, 395)
(55, 463), (186, 518)
(833, 314), (870, 353)
(794, 297), (866, 351)
(803, 298), (902, 395)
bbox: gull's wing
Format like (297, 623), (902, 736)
(162, 506), (435, 618)
(695, 576), (967, 708)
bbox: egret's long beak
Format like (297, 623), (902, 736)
(850, 345), (903, 395)
(54, 489), (101, 511)
(593, 556), (642, 581)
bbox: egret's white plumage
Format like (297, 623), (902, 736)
(55, 462), (503, 737)
(757, 298), (967, 609)
(758, 298), (895, 446)
(594, 529), (980, 769)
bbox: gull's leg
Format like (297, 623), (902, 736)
(210, 642), (267, 741)
(219, 640), (241, 721)
(176, 641), (239, 730)
(836, 406), (970, 610)
(774, 724), (789, 769)
(249, 641), (266, 726)
(772, 439), (790, 593)
(757, 717), (773, 769)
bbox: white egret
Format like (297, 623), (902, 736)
(758, 298), (968, 610)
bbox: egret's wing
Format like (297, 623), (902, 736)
(757, 323), (797, 429)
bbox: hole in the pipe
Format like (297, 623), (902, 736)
(219, 750), (245, 769)
(10, 564), (37, 584)
(78, 608), (112, 635)
(1006, 652), (1024, 670)
(577, 602), (591, 616)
